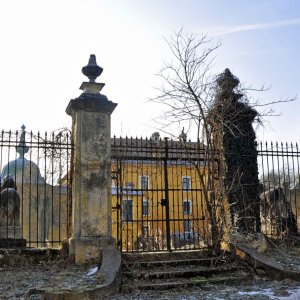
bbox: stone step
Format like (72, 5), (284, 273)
(121, 250), (251, 292)
(123, 264), (239, 279)
(122, 257), (221, 269)
(121, 273), (252, 291)
(122, 249), (216, 262)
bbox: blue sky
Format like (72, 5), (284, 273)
(0, 0), (299, 142)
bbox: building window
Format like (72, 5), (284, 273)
(183, 220), (193, 232)
(140, 176), (149, 190)
(125, 182), (134, 190)
(183, 200), (192, 215)
(142, 199), (150, 216)
(142, 224), (150, 236)
(122, 199), (133, 221)
(112, 179), (116, 194)
(182, 176), (191, 191)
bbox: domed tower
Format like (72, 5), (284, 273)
(1, 125), (45, 185)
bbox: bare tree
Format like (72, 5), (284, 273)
(152, 30), (224, 249)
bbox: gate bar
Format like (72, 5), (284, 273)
(164, 138), (171, 251)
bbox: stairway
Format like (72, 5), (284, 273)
(121, 250), (252, 291)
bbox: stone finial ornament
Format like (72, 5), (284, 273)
(16, 125), (29, 158)
(82, 54), (103, 83)
(79, 55), (105, 94)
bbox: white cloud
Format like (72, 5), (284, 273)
(207, 18), (300, 36)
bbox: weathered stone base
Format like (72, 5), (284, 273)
(0, 225), (22, 239)
(235, 242), (300, 280)
(0, 238), (26, 248)
(0, 226), (25, 248)
(28, 246), (122, 299)
(69, 236), (116, 265)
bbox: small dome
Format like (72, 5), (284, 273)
(1, 157), (45, 184)
(1, 125), (45, 185)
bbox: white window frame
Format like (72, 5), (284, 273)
(125, 182), (134, 190)
(183, 219), (193, 233)
(140, 175), (150, 190)
(122, 199), (133, 221)
(183, 199), (192, 215)
(142, 198), (150, 216)
(182, 176), (191, 191)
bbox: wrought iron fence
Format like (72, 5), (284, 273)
(111, 136), (220, 252)
(258, 141), (300, 239)
(2, 127), (297, 250)
(112, 137), (300, 252)
(0, 127), (73, 248)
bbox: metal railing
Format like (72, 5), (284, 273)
(112, 137), (300, 252)
(3, 129), (298, 250)
(0, 128), (73, 248)
(258, 141), (300, 239)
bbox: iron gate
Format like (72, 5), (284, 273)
(111, 136), (212, 252)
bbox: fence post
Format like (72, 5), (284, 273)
(66, 55), (117, 264)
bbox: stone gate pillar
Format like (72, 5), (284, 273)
(66, 55), (117, 264)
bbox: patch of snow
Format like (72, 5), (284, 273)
(86, 266), (98, 276)
(238, 287), (300, 299)
(238, 289), (273, 297)
(276, 287), (300, 300)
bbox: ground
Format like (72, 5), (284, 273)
(0, 261), (300, 300)
(264, 241), (300, 272)
(0, 258), (102, 299)
(113, 279), (300, 300)
(1, 261), (300, 300)
(2, 242), (300, 299)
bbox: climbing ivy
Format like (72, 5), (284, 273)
(210, 69), (260, 233)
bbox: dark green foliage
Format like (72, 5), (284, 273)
(210, 69), (260, 233)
